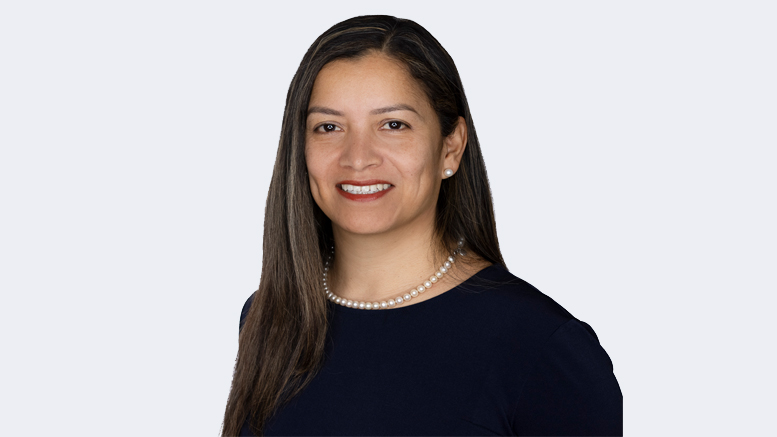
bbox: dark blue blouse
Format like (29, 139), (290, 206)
(238, 264), (622, 436)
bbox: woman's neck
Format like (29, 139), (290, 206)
(327, 224), (454, 305)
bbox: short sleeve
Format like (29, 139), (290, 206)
(238, 293), (255, 334)
(511, 319), (623, 436)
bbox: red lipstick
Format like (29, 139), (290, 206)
(337, 180), (394, 202)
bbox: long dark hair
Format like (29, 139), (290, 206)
(221, 15), (505, 436)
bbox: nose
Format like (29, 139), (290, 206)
(339, 127), (381, 171)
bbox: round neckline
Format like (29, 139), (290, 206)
(328, 264), (498, 314)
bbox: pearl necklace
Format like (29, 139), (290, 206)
(323, 240), (465, 310)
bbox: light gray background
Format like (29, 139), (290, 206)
(1, 1), (774, 435)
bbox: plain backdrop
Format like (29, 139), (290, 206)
(1, 1), (774, 435)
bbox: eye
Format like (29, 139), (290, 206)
(382, 120), (408, 130)
(315, 123), (341, 133)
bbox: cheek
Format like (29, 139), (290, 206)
(409, 138), (444, 176)
(305, 146), (335, 196)
(393, 142), (443, 188)
(305, 149), (322, 192)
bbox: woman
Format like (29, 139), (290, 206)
(223, 15), (622, 436)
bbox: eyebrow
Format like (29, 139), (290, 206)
(307, 106), (344, 116)
(370, 104), (419, 116)
(307, 104), (420, 117)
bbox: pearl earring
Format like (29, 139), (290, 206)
(443, 168), (454, 178)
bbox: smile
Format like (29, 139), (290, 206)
(339, 183), (392, 194)
(336, 180), (394, 202)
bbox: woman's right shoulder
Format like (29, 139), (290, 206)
(239, 292), (256, 334)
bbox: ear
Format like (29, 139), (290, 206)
(442, 116), (468, 175)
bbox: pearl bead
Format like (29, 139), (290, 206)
(444, 168), (454, 177)
(322, 241), (464, 310)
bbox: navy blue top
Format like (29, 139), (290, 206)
(238, 264), (622, 436)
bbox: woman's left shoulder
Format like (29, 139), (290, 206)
(457, 265), (622, 434)
(454, 264), (581, 336)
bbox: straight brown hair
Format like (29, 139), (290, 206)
(221, 15), (505, 436)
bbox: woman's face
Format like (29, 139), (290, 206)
(305, 52), (466, 238)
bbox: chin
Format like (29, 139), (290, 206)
(327, 210), (395, 235)
(335, 220), (393, 236)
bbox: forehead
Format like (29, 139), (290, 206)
(308, 53), (430, 111)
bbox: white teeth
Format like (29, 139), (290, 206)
(340, 183), (392, 194)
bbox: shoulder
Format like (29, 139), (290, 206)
(511, 313), (622, 434)
(452, 264), (581, 341)
(448, 264), (615, 372)
(238, 292), (255, 333)
(455, 266), (622, 434)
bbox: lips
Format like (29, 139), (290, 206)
(339, 183), (391, 194)
(336, 179), (394, 202)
